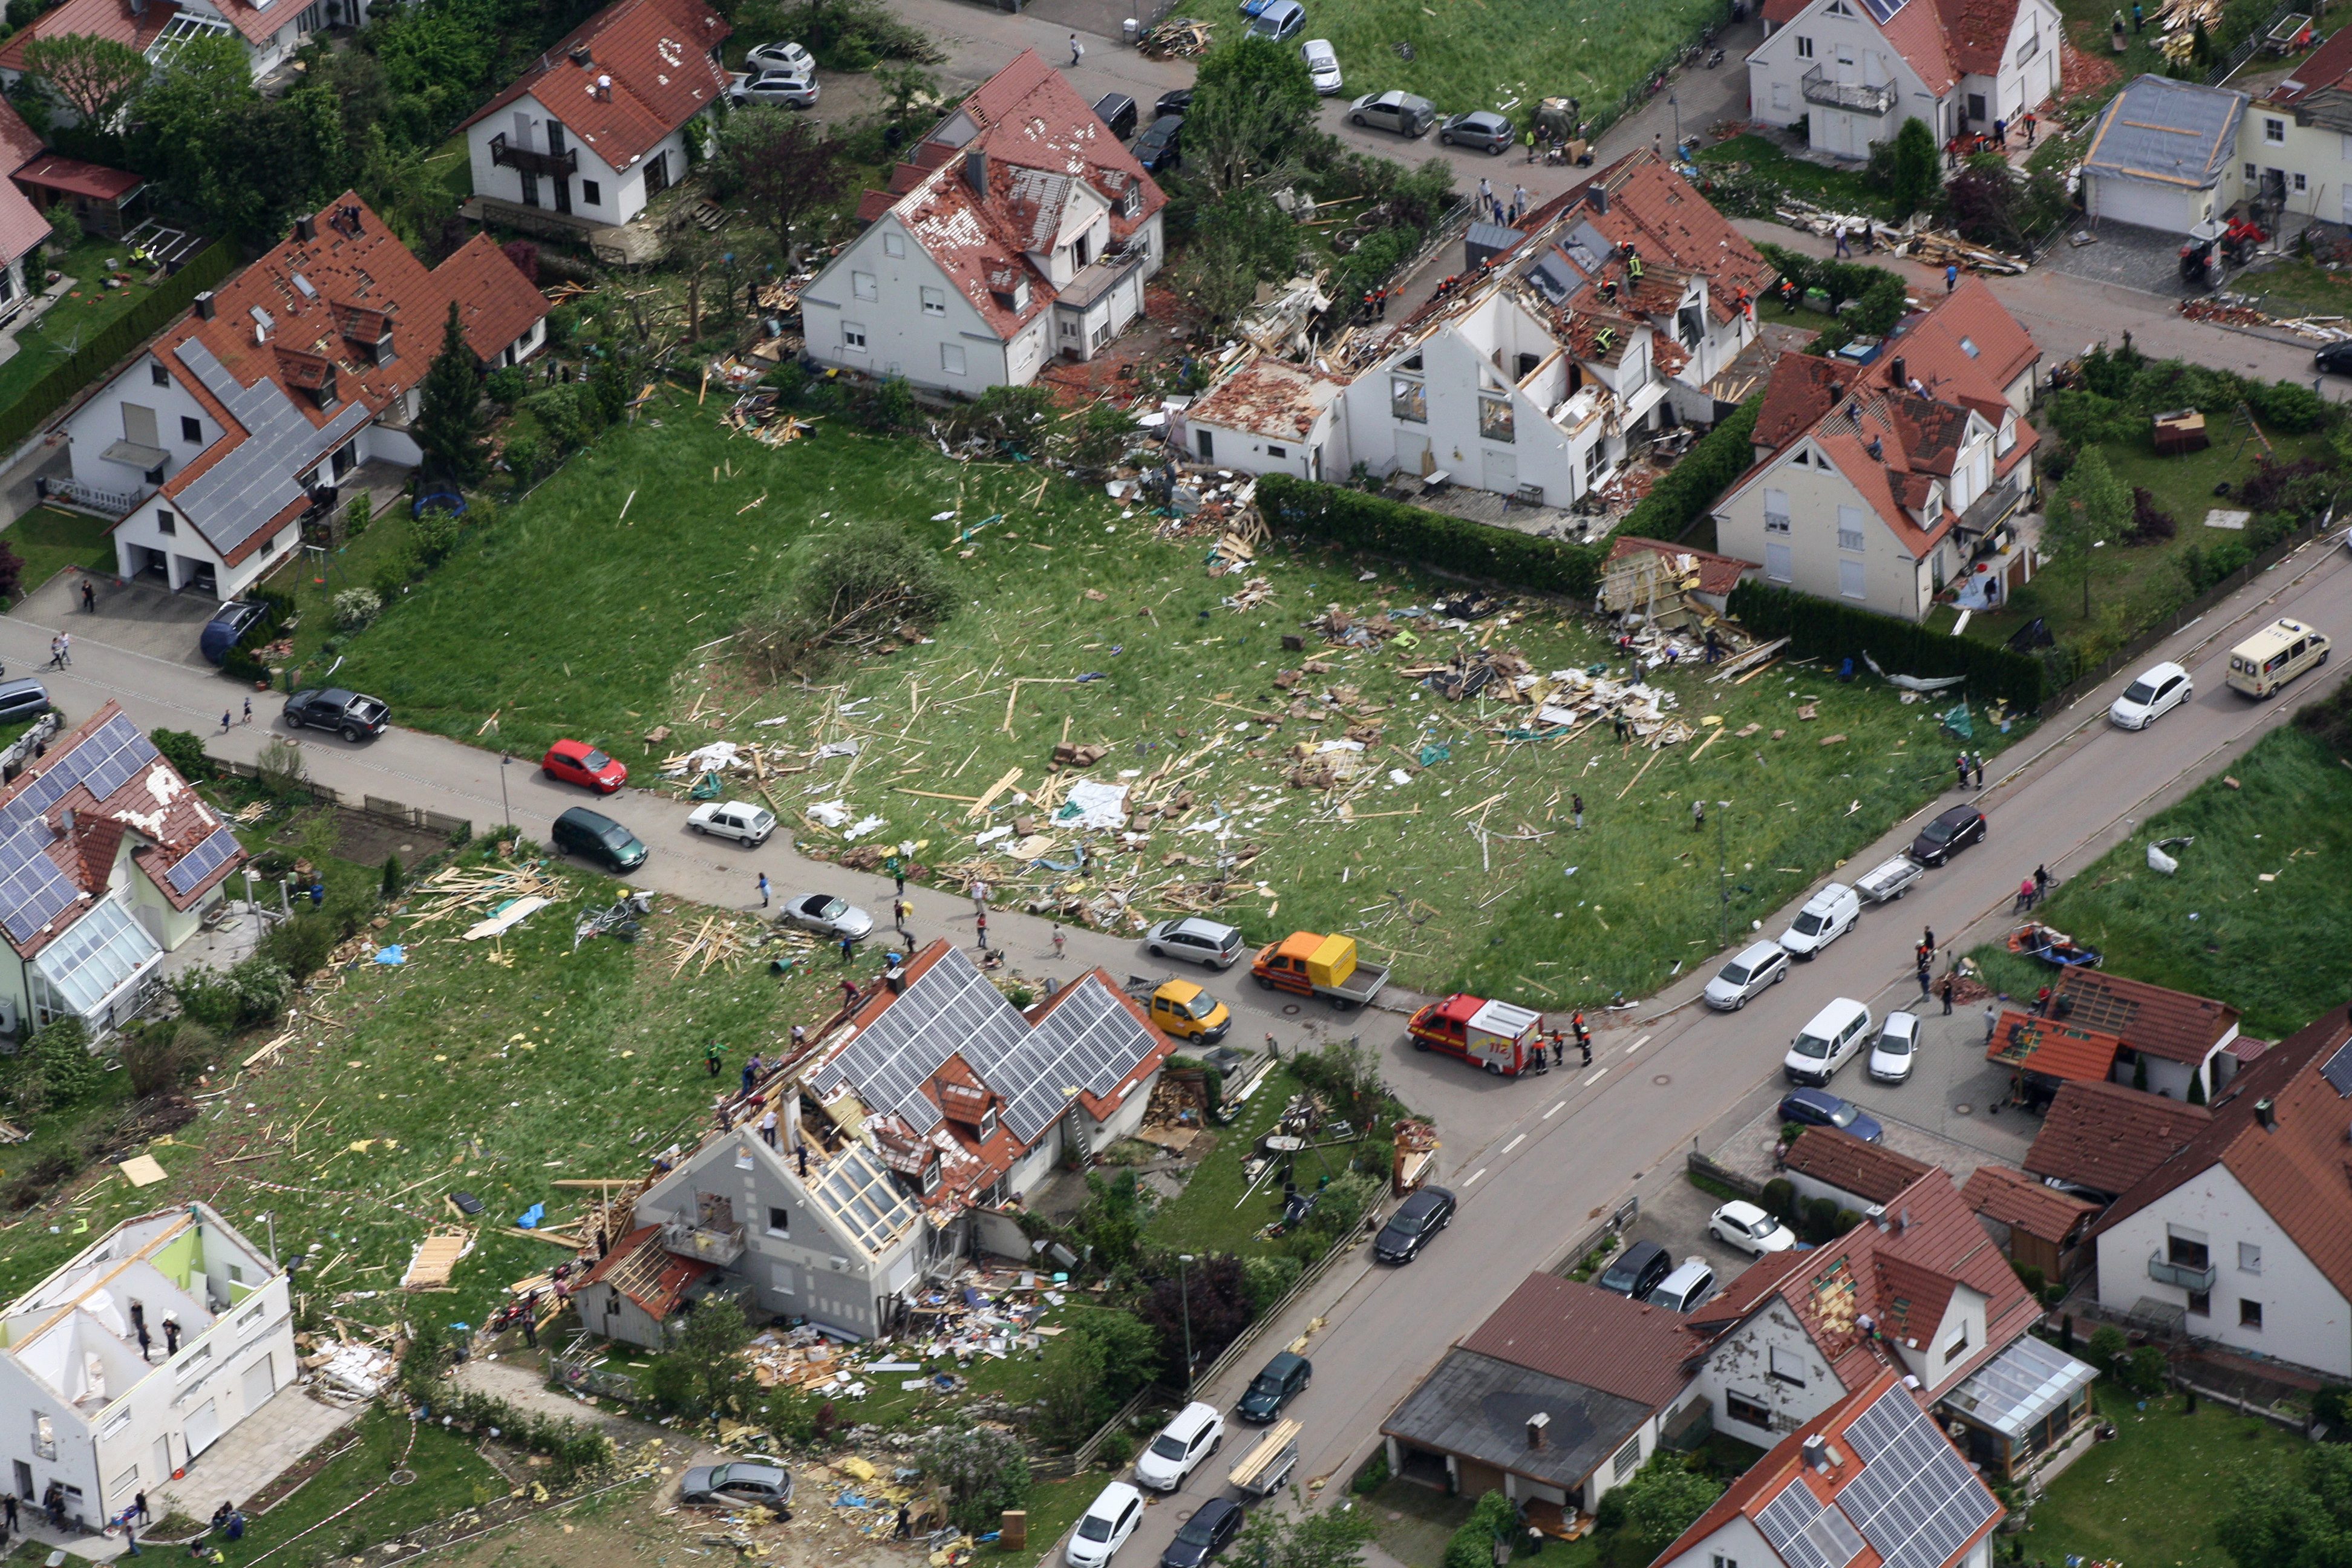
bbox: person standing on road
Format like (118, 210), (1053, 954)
(1984, 1003), (1999, 1043)
(1940, 975), (1955, 1015)
(1051, 924), (1066, 958)
(57, 632), (70, 668)
(242, 697), (252, 725)
(969, 878), (989, 918)
(1922, 925), (1935, 955)
(2035, 863), (2052, 899)
(1971, 753), (1984, 787)
(975, 911), (988, 950)
(894, 864), (907, 899)
(757, 872), (770, 907)
(1955, 752), (1968, 788)
(894, 897), (910, 933)
(1832, 221), (1850, 257)
(220, 709), (233, 734)
(1572, 794), (1585, 830)
(1068, 31), (1082, 65)
(1916, 963), (1932, 999)
(81, 580), (96, 613)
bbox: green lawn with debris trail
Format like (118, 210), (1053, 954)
(328, 398), (2024, 1005)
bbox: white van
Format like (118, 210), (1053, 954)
(1779, 883), (1861, 959)
(1785, 997), (1873, 1086)
(2226, 618), (2329, 698)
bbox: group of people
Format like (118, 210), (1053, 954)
(1475, 177), (1533, 229)
(2014, 863), (2056, 912)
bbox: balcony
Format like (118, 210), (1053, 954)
(662, 1220), (745, 1267)
(1960, 473), (2025, 540)
(2149, 1252), (2216, 1292)
(489, 133), (579, 180)
(1800, 65), (1899, 116)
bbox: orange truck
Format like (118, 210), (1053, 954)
(1250, 932), (1390, 1012)
(1409, 995), (1547, 1076)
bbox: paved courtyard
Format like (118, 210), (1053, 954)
(157, 1385), (365, 1517)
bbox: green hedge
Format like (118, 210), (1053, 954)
(0, 243), (238, 455)
(1256, 474), (1602, 599)
(1755, 243), (1910, 337)
(1618, 393), (1763, 542)
(1726, 579), (2046, 711)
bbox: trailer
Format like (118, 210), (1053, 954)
(1854, 854), (1923, 904)
(1229, 1419), (1300, 1500)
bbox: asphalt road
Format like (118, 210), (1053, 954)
(16, 523), (2352, 1562)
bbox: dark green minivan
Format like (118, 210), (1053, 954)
(552, 807), (647, 874)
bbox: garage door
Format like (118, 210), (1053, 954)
(2090, 175), (2186, 232)
(241, 1355), (274, 1416)
(184, 1401), (221, 1459)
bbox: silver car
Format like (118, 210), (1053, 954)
(1703, 939), (1789, 1010)
(743, 39), (814, 73)
(679, 1462), (793, 1508)
(779, 893), (874, 941)
(1867, 1010), (1922, 1083)
(1144, 916), (1245, 970)
(731, 70), (818, 108)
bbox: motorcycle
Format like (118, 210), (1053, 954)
(1705, 45), (1725, 65)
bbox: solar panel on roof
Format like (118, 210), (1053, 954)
(1837, 1387), (1999, 1568)
(2322, 1039), (2352, 1097)
(76, 718), (160, 802)
(1801, 1507), (1867, 1567)
(167, 825), (242, 897)
(1858, 0), (1907, 21)
(0, 819), (82, 942)
(1758, 1484), (1827, 1568)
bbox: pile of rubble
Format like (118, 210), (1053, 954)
(1138, 15), (1214, 56)
(1771, 198), (2028, 274)
(2180, 292), (2350, 344)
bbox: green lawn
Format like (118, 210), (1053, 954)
(1302, 0), (1725, 125)
(2019, 1387), (2302, 1568)
(1141, 1068), (1315, 1257)
(0, 239), (185, 420)
(994, 1473), (1103, 1568)
(7, 504), (114, 596)
(2233, 255), (2352, 322)
(1967, 723), (2352, 1037)
(256, 496), (431, 670)
(1694, 134), (1895, 220)
(206, 1405), (504, 1568)
(325, 397), (2022, 1004)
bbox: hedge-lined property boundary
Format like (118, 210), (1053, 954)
(1256, 474), (1603, 599)
(0, 243), (238, 454)
(1727, 580), (2045, 710)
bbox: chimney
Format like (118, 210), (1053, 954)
(194, 292), (215, 321)
(1890, 354), (1905, 388)
(964, 149), (987, 195)
(1588, 184), (1607, 215)
(569, 42), (591, 65)
(1526, 1413), (1550, 1449)
(59, 806), (74, 838)
(1801, 1436), (1829, 1472)
(295, 214), (316, 242)
(2257, 1098), (2277, 1132)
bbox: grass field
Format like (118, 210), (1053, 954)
(206, 1406), (505, 1568)
(2233, 255), (2352, 321)
(5, 505), (113, 596)
(1140, 1068), (1312, 1256)
(1694, 134), (1894, 218)
(326, 397), (2021, 1004)
(2019, 1386), (2301, 1568)
(1968, 723), (2352, 1037)
(1307, 0), (1727, 126)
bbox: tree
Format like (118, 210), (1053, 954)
(2045, 445), (2131, 615)
(1442, 1493), (1521, 1568)
(714, 108), (848, 258)
(125, 34), (275, 244)
(1888, 116), (1939, 218)
(1139, 1256), (1254, 1385)
(1238, 1504), (1377, 1568)
(1035, 1325), (1106, 1444)
(2218, 1444), (2352, 1568)
(1184, 33), (1318, 195)
(913, 1427), (1031, 1534)
(1606, 1455), (1726, 1566)
(416, 299), (488, 486)
(737, 521), (956, 678)
(650, 1296), (751, 1414)
(23, 34), (149, 125)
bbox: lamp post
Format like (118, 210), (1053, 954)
(498, 753), (513, 835)
(1177, 1253), (1196, 1394)
(1716, 800), (1730, 949)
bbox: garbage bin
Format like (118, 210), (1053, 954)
(1123, 15), (1140, 41)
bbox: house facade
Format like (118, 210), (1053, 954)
(2089, 1011), (2352, 1376)
(0, 0), (355, 105)
(1960, 1163), (2098, 1284)
(0, 1206), (293, 1532)
(1712, 278), (2040, 622)
(2056, 969), (2243, 1102)
(2080, 76), (2249, 231)
(1745, 0), (2060, 158)
(0, 703), (246, 1040)
(459, 0), (729, 235)
(2248, 27), (2352, 223)
(1779, 1128), (1933, 1214)
(57, 193), (546, 601)
(806, 50), (1166, 391)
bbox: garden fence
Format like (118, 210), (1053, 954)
(0, 242), (236, 456)
(206, 754), (474, 840)
(2207, 0), (2301, 85)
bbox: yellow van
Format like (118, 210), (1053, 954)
(2226, 618), (2330, 697)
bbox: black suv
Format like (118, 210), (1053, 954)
(283, 688), (390, 741)
(1134, 114), (1183, 172)
(1236, 1351), (1310, 1422)
(1596, 1239), (1673, 1301)
(1374, 1185), (1455, 1264)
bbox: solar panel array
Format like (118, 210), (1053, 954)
(0, 714), (165, 945)
(166, 824), (243, 897)
(1858, 0), (1910, 22)
(1838, 1386), (2001, 1568)
(808, 949), (1162, 1146)
(2322, 1039), (2352, 1098)
(1756, 1481), (1839, 1568)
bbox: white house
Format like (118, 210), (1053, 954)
(2053, 969), (2243, 1103)
(577, 941), (1174, 1348)
(805, 50), (1166, 391)
(56, 192), (546, 602)
(0, 702), (246, 1041)
(1, 1205), (293, 1532)
(2080, 75), (2249, 231)
(458, 0), (729, 234)
(0, 0), (361, 105)
(2089, 1010), (2352, 1379)
(1652, 1371), (2002, 1568)
(1712, 278), (2040, 622)
(1745, 0), (2060, 158)
(2247, 28), (2352, 223)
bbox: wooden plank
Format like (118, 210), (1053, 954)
(965, 767), (1024, 821)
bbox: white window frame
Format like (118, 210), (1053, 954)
(920, 286), (947, 317)
(1839, 558), (1867, 599)
(2239, 1241), (2262, 1273)
(941, 342), (967, 376)
(883, 231), (906, 258)
(2264, 117), (2285, 144)
(1837, 504), (1866, 552)
(1764, 487), (1792, 534)
(852, 271), (877, 301)
(842, 322), (868, 353)
(1795, 33), (1815, 56)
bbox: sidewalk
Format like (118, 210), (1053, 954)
(155, 1385), (365, 1518)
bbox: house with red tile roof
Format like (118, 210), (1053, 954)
(2053, 969), (2243, 1102)
(805, 49), (1165, 390)
(1743, 0), (2058, 160)
(459, 0), (729, 233)
(1685, 1166), (2089, 1475)
(598, 940), (1177, 1346)
(1959, 1163), (2098, 1284)
(1380, 1272), (1714, 1519)
(2247, 29), (2352, 226)
(1652, 1370), (2004, 1568)
(0, 95), (145, 246)
(1711, 279), (2040, 621)
(2022, 1077), (2209, 1201)
(55, 192), (547, 602)
(0, 701), (246, 1039)
(1780, 1128), (1935, 1214)
(2089, 1007), (2352, 1378)
(0, 0), (344, 101)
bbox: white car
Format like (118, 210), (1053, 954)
(1703, 940), (1789, 1010)
(745, 39), (814, 73)
(1133, 1400), (1223, 1491)
(731, 70), (818, 108)
(1867, 1009), (1922, 1083)
(1710, 1200), (1797, 1257)
(778, 892), (874, 941)
(687, 800), (776, 846)
(1066, 1481), (1145, 1568)
(1301, 38), (1342, 93)
(1779, 881), (1861, 959)
(2109, 661), (2192, 730)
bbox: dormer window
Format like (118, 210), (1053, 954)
(922, 1160), (941, 1194)
(978, 1107), (999, 1142)
(1118, 184), (1143, 219)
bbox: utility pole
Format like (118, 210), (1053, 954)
(1178, 1254), (1196, 1395)
(1716, 801), (1730, 950)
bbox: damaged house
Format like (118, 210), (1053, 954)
(583, 941), (1174, 1346)
(1183, 150), (1774, 509)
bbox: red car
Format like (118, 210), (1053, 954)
(542, 739), (627, 793)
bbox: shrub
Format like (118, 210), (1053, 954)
(381, 854), (404, 897)
(1241, 1252), (1304, 1313)
(738, 522), (957, 679)
(30, 1018), (103, 1108)
(123, 1020), (214, 1097)
(2015, 1261), (2047, 1296)
(332, 586), (383, 632)
(1619, 394), (1763, 542)
(150, 727), (209, 780)
(412, 507), (461, 567)
(1755, 243), (1910, 336)
(1096, 1431), (1135, 1471)
(2247, 378), (2328, 434)
(1256, 475), (1599, 598)
(344, 494), (373, 542)
(2088, 1324), (2129, 1374)
(2126, 1345), (2170, 1396)
(1726, 580), (2045, 711)
(1442, 1492), (1521, 1568)
(1760, 1177), (1797, 1223)
(1351, 1449), (1390, 1495)
(1800, 1196), (1841, 1244)
(260, 910), (342, 981)
(2128, 487), (2177, 543)
(913, 1426), (1031, 1534)
(484, 365), (526, 406)
(2237, 456), (2332, 518)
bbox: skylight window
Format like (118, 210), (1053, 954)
(1959, 336), (1981, 358)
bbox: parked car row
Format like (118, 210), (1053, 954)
(1595, 1238), (1722, 1313)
